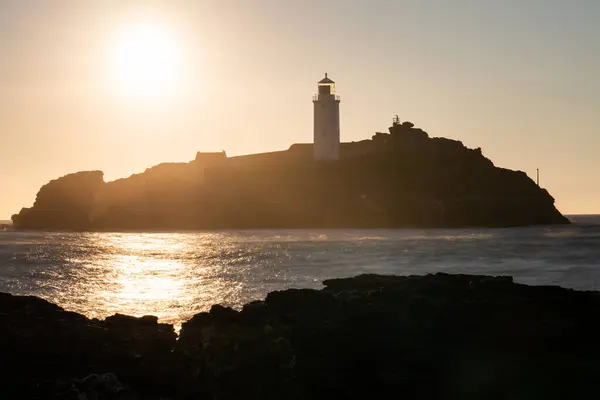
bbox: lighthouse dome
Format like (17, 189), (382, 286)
(318, 73), (335, 84)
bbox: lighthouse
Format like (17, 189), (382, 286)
(313, 73), (340, 161)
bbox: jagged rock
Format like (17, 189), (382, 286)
(0, 293), (178, 399)
(177, 273), (600, 399)
(71, 373), (128, 400)
(3, 273), (600, 398)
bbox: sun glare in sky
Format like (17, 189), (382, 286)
(110, 23), (182, 98)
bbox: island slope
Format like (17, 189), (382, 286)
(12, 121), (569, 229)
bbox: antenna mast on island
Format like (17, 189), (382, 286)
(536, 168), (540, 186)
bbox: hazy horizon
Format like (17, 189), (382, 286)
(2, 0), (600, 219)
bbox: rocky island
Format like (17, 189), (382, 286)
(2, 273), (598, 399)
(11, 120), (569, 230)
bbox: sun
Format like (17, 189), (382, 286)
(110, 24), (182, 98)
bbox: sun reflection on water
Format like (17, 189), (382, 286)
(63, 232), (260, 329)
(112, 256), (185, 301)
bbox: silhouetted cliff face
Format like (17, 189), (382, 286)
(90, 162), (205, 229)
(12, 171), (104, 230)
(12, 122), (569, 229)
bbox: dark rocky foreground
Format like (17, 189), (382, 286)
(3, 273), (599, 399)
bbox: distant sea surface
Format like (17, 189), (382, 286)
(1, 215), (599, 327)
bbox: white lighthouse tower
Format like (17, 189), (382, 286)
(313, 73), (340, 161)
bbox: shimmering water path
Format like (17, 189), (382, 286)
(1, 215), (598, 325)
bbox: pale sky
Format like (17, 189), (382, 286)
(1, 0), (599, 219)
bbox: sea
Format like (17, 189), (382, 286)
(1, 214), (599, 327)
